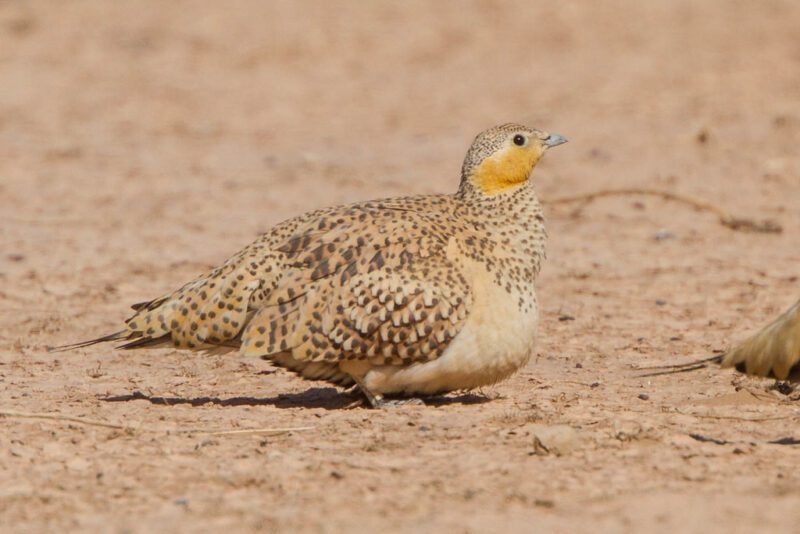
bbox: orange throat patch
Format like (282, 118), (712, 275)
(471, 150), (537, 196)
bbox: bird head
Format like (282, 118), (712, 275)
(459, 123), (566, 197)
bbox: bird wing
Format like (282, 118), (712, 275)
(721, 298), (800, 379)
(87, 196), (473, 362)
(240, 249), (473, 366)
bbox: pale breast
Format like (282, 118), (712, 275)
(360, 254), (539, 396)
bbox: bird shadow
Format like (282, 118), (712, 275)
(100, 388), (492, 410)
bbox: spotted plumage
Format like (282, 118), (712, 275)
(61, 123), (567, 406)
(644, 298), (800, 381)
(720, 298), (800, 379)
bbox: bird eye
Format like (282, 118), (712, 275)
(513, 134), (527, 146)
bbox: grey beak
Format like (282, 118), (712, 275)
(544, 133), (567, 148)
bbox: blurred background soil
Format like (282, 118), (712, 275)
(1, 1), (799, 532)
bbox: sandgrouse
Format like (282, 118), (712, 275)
(717, 299), (800, 379)
(63, 124), (567, 406)
(649, 299), (800, 381)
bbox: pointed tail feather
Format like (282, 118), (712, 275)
(637, 299), (800, 380)
(116, 335), (171, 350)
(116, 334), (242, 351)
(636, 355), (723, 377)
(49, 332), (238, 353)
(48, 331), (131, 353)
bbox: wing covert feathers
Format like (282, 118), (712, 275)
(241, 254), (472, 365)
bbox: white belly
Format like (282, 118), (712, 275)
(360, 269), (539, 396)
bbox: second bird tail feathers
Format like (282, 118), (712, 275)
(641, 298), (800, 380)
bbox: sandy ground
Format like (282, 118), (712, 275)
(2, 1), (800, 532)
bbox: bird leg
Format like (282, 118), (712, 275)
(354, 379), (383, 408)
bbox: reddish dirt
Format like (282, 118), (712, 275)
(2, 1), (800, 532)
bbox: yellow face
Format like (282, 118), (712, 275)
(472, 130), (565, 196)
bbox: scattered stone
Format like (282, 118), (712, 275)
(654, 229), (674, 241)
(558, 314), (575, 321)
(769, 381), (796, 396)
(526, 424), (580, 456)
(66, 457), (91, 472)
(638, 393), (650, 401)
(194, 439), (218, 450)
(773, 115), (792, 127)
(575, 362), (583, 369)
(655, 299), (667, 306)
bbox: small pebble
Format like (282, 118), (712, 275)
(528, 424), (580, 456)
(655, 299), (667, 306)
(575, 362), (583, 369)
(654, 229), (674, 241)
(638, 393), (650, 401)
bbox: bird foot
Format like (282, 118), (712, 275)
(353, 380), (426, 408)
(374, 397), (426, 408)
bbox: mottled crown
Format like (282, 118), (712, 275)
(460, 123), (535, 179)
(457, 123), (555, 198)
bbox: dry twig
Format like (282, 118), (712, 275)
(0, 410), (127, 430)
(673, 408), (797, 422)
(0, 409), (313, 436)
(544, 188), (782, 234)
